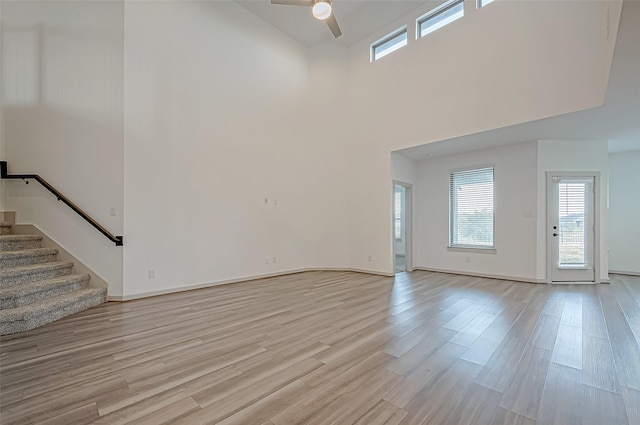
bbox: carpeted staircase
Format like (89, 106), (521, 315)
(0, 223), (107, 335)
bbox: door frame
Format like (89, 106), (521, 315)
(546, 171), (601, 284)
(393, 180), (413, 273)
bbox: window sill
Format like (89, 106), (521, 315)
(447, 246), (496, 254)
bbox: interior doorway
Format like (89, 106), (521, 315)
(393, 181), (413, 273)
(547, 172), (599, 283)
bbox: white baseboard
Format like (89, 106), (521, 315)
(413, 266), (546, 284)
(108, 267), (394, 302)
(609, 270), (640, 277)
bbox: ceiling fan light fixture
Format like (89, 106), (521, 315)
(312, 1), (332, 20)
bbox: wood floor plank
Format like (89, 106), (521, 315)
(1, 375), (128, 425)
(551, 323), (583, 370)
(500, 345), (552, 420)
(1, 271), (638, 425)
(582, 335), (620, 393)
(620, 386), (640, 425)
(384, 327), (457, 377)
(537, 362), (582, 425)
(383, 342), (467, 408)
(216, 380), (314, 425)
(129, 397), (200, 425)
(581, 385), (629, 425)
(304, 369), (403, 425)
(39, 402), (100, 425)
(582, 286), (609, 339)
(271, 351), (400, 425)
(600, 288), (640, 391)
(530, 314), (561, 350)
(445, 383), (503, 425)
(460, 301), (526, 366)
(474, 333), (529, 392)
(449, 311), (498, 347)
(490, 407), (536, 425)
(399, 359), (482, 425)
(176, 357), (324, 424)
(352, 399), (407, 425)
(610, 276), (640, 333)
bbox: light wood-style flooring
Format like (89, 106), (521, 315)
(1, 271), (639, 425)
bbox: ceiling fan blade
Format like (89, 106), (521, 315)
(271, 0), (313, 5)
(326, 14), (342, 38)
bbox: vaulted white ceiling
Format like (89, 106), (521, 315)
(396, 0), (640, 159)
(236, 0), (430, 47)
(237, 0), (640, 156)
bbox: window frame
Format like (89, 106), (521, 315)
(448, 165), (496, 252)
(476, 0), (495, 9)
(416, 0), (465, 40)
(370, 26), (408, 63)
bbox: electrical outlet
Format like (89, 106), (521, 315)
(273, 199), (278, 206)
(148, 269), (155, 278)
(368, 256), (372, 262)
(109, 207), (117, 217)
(264, 197), (269, 205)
(264, 257), (269, 264)
(273, 256), (277, 264)
(465, 256), (471, 263)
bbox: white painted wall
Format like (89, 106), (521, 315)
(608, 150), (640, 275)
(414, 142), (539, 281)
(536, 140), (609, 282)
(1, 0), (624, 297)
(123, 1), (350, 297)
(1, 1), (124, 295)
(348, 0), (617, 150)
(392, 153), (417, 186)
(345, 0), (619, 275)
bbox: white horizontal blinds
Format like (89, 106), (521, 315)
(450, 167), (494, 247)
(557, 177), (594, 267)
(394, 190), (402, 240)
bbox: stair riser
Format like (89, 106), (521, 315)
(0, 253), (58, 269)
(0, 227), (10, 236)
(0, 239), (42, 251)
(1, 266), (73, 287)
(0, 290), (107, 335)
(1, 279), (89, 309)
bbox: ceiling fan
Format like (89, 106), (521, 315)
(270, 0), (342, 38)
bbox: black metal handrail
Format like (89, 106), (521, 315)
(1, 161), (123, 246)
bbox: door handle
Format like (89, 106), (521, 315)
(553, 233), (558, 237)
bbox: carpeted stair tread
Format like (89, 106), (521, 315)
(0, 261), (74, 286)
(0, 248), (59, 268)
(0, 223), (11, 235)
(0, 230), (108, 335)
(0, 235), (43, 251)
(0, 274), (90, 309)
(0, 287), (107, 335)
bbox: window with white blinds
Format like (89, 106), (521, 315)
(449, 167), (494, 248)
(557, 178), (594, 267)
(394, 189), (403, 240)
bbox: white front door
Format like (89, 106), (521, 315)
(547, 174), (596, 283)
